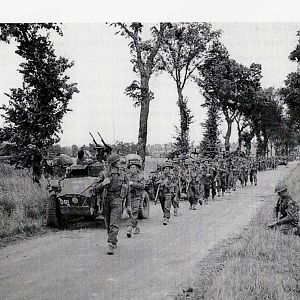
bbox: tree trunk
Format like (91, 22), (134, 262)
(236, 121), (242, 152)
(137, 75), (151, 163)
(224, 119), (233, 152)
(176, 85), (190, 155)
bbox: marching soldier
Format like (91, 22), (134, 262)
(249, 161), (258, 186)
(186, 161), (200, 210)
(95, 153), (131, 255)
(126, 154), (145, 238)
(156, 161), (177, 225)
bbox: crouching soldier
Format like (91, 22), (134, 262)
(156, 161), (177, 225)
(268, 182), (300, 236)
(95, 153), (131, 255)
(126, 155), (145, 238)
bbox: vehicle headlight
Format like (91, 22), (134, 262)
(72, 197), (78, 204)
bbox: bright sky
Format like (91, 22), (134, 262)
(0, 22), (299, 147)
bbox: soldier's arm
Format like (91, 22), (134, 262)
(124, 174), (132, 208)
(273, 197), (280, 220)
(95, 171), (106, 192)
(130, 175), (145, 189)
(276, 201), (299, 225)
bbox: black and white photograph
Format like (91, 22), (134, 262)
(0, 2), (300, 299)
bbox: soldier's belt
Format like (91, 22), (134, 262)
(107, 191), (122, 198)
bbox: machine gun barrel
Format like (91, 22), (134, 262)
(89, 132), (100, 146)
(97, 132), (112, 152)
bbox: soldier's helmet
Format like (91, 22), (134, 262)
(163, 161), (173, 169)
(107, 153), (121, 166)
(275, 182), (288, 193)
(126, 154), (142, 169)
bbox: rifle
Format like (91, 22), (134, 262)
(97, 132), (112, 153)
(154, 183), (161, 205)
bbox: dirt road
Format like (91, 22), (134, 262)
(0, 163), (296, 300)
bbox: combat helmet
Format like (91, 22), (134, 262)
(126, 153), (142, 169)
(107, 153), (121, 165)
(163, 161), (173, 169)
(274, 182), (288, 193)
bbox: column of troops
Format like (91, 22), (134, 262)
(148, 156), (281, 225)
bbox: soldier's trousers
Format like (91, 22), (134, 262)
(204, 183), (210, 200)
(159, 193), (172, 219)
(187, 186), (199, 206)
(172, 195), (179, 209)
(243, 174), (248, 184)
(211, 181), (216, 199)
(232, 176), (238, 190)
(104, 197), (123, 245)
(127, 197), (140, 229)
(278, 223), (300, 235)
(250, 173), (257, 184)
(220, 177), (227, 193)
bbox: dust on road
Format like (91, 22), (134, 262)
(0, 163), (296, 300)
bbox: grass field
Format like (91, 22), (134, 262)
(0, 164), (48, 239)
(178, 164), (300, 300)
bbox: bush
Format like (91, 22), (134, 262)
(0, 163), (48, 238)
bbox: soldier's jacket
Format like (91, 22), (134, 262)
(274, 195), (299, 226)
(233, 165), (240, 176)
(96, 168), (131, 206)
(127, 172), (145, 198)
(201, 166), (212, 185)
(240, 165), (248, 174)
(158, 173), (177, 194)
(250, 163), (258, 174)
(218, 165), (228, 178)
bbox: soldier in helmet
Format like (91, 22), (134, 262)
(156, 161), (177, 225)
(95, 153), (131, 255)
(77, 149), (93, 165)
(268, 182), (300, 235)
(126, 155), (145, 238)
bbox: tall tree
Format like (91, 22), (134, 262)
(196, 42), (245, 151)
(234, 63), (262, 152)
(250, 88), (283, 157)
(280, 30), (300, 131)
(200, 100), (221, 157)
(112, 22), (168, 163)
(0, 24), (79, 165)
(158, 22), (220, 155)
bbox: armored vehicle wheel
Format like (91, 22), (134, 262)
(138, 191), (150, 219)
(46, 194), (61, 228)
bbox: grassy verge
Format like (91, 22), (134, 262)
(177, 164), (300, 300)
(0, 163), (48, 241)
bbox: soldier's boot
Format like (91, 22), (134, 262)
(127, 226), (133, 238)
(134, 227), (140, 234)
(212, 196), (215, 201)
(199, 199), (203, 205)
(163, 218), (168, 225)
(174, 208), (178, 216)
(218, 191), (221, 197)
(191, 204), (197, 210)
(189, 205), (192, 210)
(107, 243), (114, 255)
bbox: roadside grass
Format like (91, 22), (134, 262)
(178, 165), (300, 300)
(0, 163), (48, 239)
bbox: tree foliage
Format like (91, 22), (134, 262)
(200, 101), (221, 157)
(159, 22), (221, 155)
(196, 41), (261, 152)
(0, 24), (79, 164)
(112, 22), (169, 162)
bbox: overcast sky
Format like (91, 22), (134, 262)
(0, 22), (299, 147)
